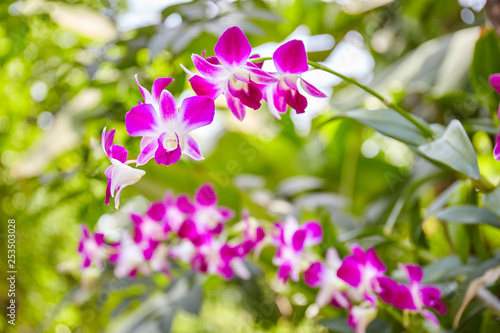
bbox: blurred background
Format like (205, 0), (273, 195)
(2, 0), (500, 332)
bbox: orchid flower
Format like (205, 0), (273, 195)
(130, 208), (169, 261)
(111, 234), (150, 278)
(336, 245), (389, 303)
(392, 264), (447, 326)
(126, 78), (215, 166)
(78, 225), (107, 268)
(189, 26), (278, 121)
(272, 216), (323, 282)
(185, 235), (251, 280)
(190, 183), (234, 235)
(235, 211), (266, 258)
(304, 248), (350, 309)
(265, 39), (326, 118)
(102, 128), (146, 209)
(489, 74), (500, 160)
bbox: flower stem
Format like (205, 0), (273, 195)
(306, 60), (435, 139)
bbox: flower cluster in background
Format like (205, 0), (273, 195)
(101, 26), (327, 209)
(79, 184), (446, 333)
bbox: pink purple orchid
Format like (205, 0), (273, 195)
(272, 216), (322, 282)
(78, 183), (446, 332)
(304, 248), (350, 308)
(78, 225), (106, 268)
(125, 77), (215, 166)
(391, 264), (447, 326)
(189, 26), (278, 121)
(265, 39), (327, 119)
(101, 128), (146, 209)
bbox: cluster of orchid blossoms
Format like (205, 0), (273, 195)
(79, 183), (446, 333)
(89, 26), (448, 332)
(101, 26), (326, 209)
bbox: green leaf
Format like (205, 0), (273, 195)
(483, 186), (500, 216)
(341, 109), (428, 146)
(418, 120), (481, 179)
(447, 223), (471, 264)
(434, 205), (500, 228)
(470, 30), (500, 114)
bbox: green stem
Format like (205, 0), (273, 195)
(306, 60), (435, 139)
(473, 175), (496, 193)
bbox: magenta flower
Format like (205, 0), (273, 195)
(189, 26), (278, 121)
(272, 216), (323, 282)
(337, 245), (390, 302)
(237, 211), (266, 258)
(102, 128), (146, 209)
(126, 77), (215, 166)
(110, 235), (148, 278)
(187, 183), (234, 236)
(130, 209), (169, 261)
(179, 235), (250, 280)
(304, 248), (350, 308)
(78, 225), (106, 268)
(392, 264), (446, 326)
(489, 74), (500, 160)
(265, 39), (326, 118)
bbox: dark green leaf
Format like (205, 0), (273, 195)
(341, 109), (428, 146)
(434, 205), (500, 228)
(418, 120), (481, 179)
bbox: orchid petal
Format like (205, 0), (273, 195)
(101, 128), (115, 156)
(273, 39), (309, 75)
(214, 26), (252, 71)
(300, 78), (327, 98)
(154, 133), (182, 166)
(183, 134), (204, 160)
(137, 138), (158, 166)
(376, 277), (398, 304)
(227, 80), (262, 110)
(284, 89), (307, 114)
(337, 257), (361, 287)
(304, 262), (324, 287)
(246, 66), (279, 85)
(125, 103), (161, 137)
(393, 285), (418, 310)
(148, 202), (166, 221)
(264, 87), (282, 119)
(367, 248), (386, 273)
(225, 90), (246, 121)
(292, 229), (307, 251)
(159, 90), (178, 123)
(135, 74), (153, 104)
(421, 309), (440, 327)
(284, 75), (298, 91)
(303, 221), (322, 246)
(179, 96), (215, 132)
(192, 54), (228, 80)
(490, 74), (500, 94)
(189, 75), (224, 100)
(152, 77), (174, 101)
(495, 134), (500, 161)
(110, 145), (128, 164)
(402, 264), (423, 284)
(196, 183), (217, 206)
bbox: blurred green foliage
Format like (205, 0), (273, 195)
(2, 0), (500, 332)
